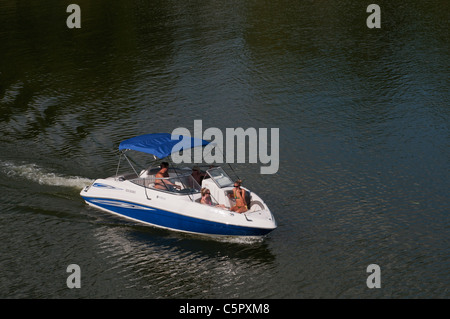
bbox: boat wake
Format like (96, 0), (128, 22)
(0, 160), (93, 189)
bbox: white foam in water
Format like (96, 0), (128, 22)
(0, 160), (93, 189)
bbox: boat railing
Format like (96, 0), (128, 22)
(130, 172), (202, 195)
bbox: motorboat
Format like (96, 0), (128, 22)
(80, 133), (277, 237)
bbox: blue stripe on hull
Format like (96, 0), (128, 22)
(82, 197), (272, 236)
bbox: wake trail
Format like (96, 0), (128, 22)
(0, 160), (93, 189)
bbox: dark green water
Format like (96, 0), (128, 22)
(0, 0), (448, 298)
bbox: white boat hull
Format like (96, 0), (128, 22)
(80, 178), (277, 237)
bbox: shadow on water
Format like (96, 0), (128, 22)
(89, 210), (276, 262)
(84, 210), (278, 298)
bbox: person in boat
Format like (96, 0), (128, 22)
(230, 180), (248, 213)
(191, 166), (205, 185)
(200, 188), (227, 209)
(154, 162), (181, 190)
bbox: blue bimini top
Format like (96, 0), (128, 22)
(118, 133), (210, 159)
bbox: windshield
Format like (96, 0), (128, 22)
(206, 167), (234, 188)
(131, 172), (201, 195)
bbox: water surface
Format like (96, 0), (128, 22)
(0, 0), (448, 298)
